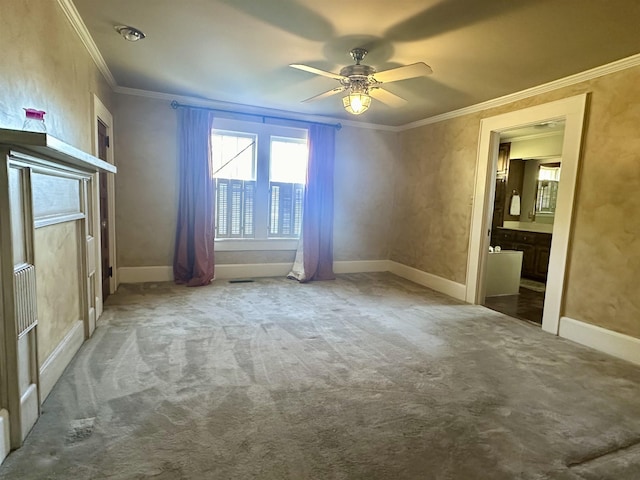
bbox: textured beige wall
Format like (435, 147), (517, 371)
(562, 68), (640, 338)
(392, 114), (480, 283)
(392, 65), (640, 338)
(113, 95), (397, 267)
(334, 126), (398, 261)
(0, 1), (113, 360)
(35, 222), (82, 365)
(0, 0), (114, 151)
(114, 95), (179, 267)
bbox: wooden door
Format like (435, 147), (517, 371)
(97, 120), (110, 300)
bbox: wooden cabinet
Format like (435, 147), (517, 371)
(534, 245), (551, 278)
(514, 242), (536, 275)
(491, 227), (551, 282)
(491, 143), (511, 232)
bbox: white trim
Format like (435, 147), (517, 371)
(118, 260), (391, 283)
(466, 94), (588, 335)
(559, 317), (640, 366)
(112, 51), (640, 133)
(92, 95), (118, 298)
(118, 266), (174, 284)
(19, 384), (38, 442)
(117, 261), (469, 299)
(215, 263), (293, 280)
(58, 0), (640, 135)
(39, 321), (84, 402)
(113, 86), (398, 132)
(401, 53), (640, 131)
(0, 409), (10, 465)
(34, 212), (85, 229)
(388, 261), (467, 301)
(55, 0), (116, 87)
(333, 260), (390, 274)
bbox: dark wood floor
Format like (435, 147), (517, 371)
(484, 286), (545, 325)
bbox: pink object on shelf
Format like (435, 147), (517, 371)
(24, 108), (46, 120)
(23, 108), (47, 132)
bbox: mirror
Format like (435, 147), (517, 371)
(492, 122), (565, 233)
(534, 162), (561, 216)
(507, 157), (562, 226)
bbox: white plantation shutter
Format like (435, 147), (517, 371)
(215, 179), (256, 238)
(269, 182), (304, 238)
(216, 180), (229, 236)
(269, 184), (280, 235)
(293, 184), (303, 236)
(243, 181), (255, 236)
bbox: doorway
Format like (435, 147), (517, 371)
(92, 94), (116, 319)
(482, 124), (564, 325)
(97, 119), (110, 301)
(465, 94), (588, 334)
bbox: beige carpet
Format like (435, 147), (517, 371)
(1, 273), (639, 479)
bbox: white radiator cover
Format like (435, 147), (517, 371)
(13, 265), (38, 337)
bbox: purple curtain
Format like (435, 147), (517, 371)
(289, 124), (336, 282)
(173, 108), (215, 286)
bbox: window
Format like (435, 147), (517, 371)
(269, 137), (307, 238)
(535, 163), (561, 214)
(211, 119), (308, 246)
(212, 131), (257, 238)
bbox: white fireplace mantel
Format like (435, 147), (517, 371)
(0, 129), (116, 174)
(0, 128), (115, 462)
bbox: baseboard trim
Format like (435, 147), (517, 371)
(39, 321), (85, 402)
(333, 260), (390, 274)
(559, 316), (640, 366)
(118, 266), (173, 283)
(0, 409), (9, 465)
(388, 261), (467, 301)
(115, 261), (467, 302)
(215, 263), (293, 280)
(118, 261), (390, 283)
(19, 384), (38, 442)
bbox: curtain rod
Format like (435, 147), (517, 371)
(170, 100), (342, 130)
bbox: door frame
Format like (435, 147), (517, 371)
(91, 94), (117, 316)
(465, 94), (588, 334)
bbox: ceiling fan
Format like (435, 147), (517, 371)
(290, 48), (433, 115)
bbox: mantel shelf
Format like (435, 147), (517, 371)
(0, 129), (116, 174)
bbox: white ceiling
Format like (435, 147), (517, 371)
(72, 0), (640, 126)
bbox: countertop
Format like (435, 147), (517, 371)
(500, 221), (553, 234)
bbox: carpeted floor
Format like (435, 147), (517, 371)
(1, 273), (640, 479)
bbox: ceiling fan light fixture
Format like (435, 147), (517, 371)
(343, 92), (371, 115)
(114, 25), (146, 42)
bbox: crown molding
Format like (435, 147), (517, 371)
(113, 86), (399, 132)
(58, 0), (640, 134)
(399, 52), (640, 132)
(117, 51), (640, 133)
(56, 0), (117, 88)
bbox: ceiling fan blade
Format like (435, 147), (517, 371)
(290, 64), (346, 81)
(372, 62), (433, 83)
(302, 86), (347, 103)
(369, 88), (407, 107)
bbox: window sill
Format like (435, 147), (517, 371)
(214, 238), (299, 251)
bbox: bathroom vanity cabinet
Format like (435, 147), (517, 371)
(492, 227), (551, 281)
